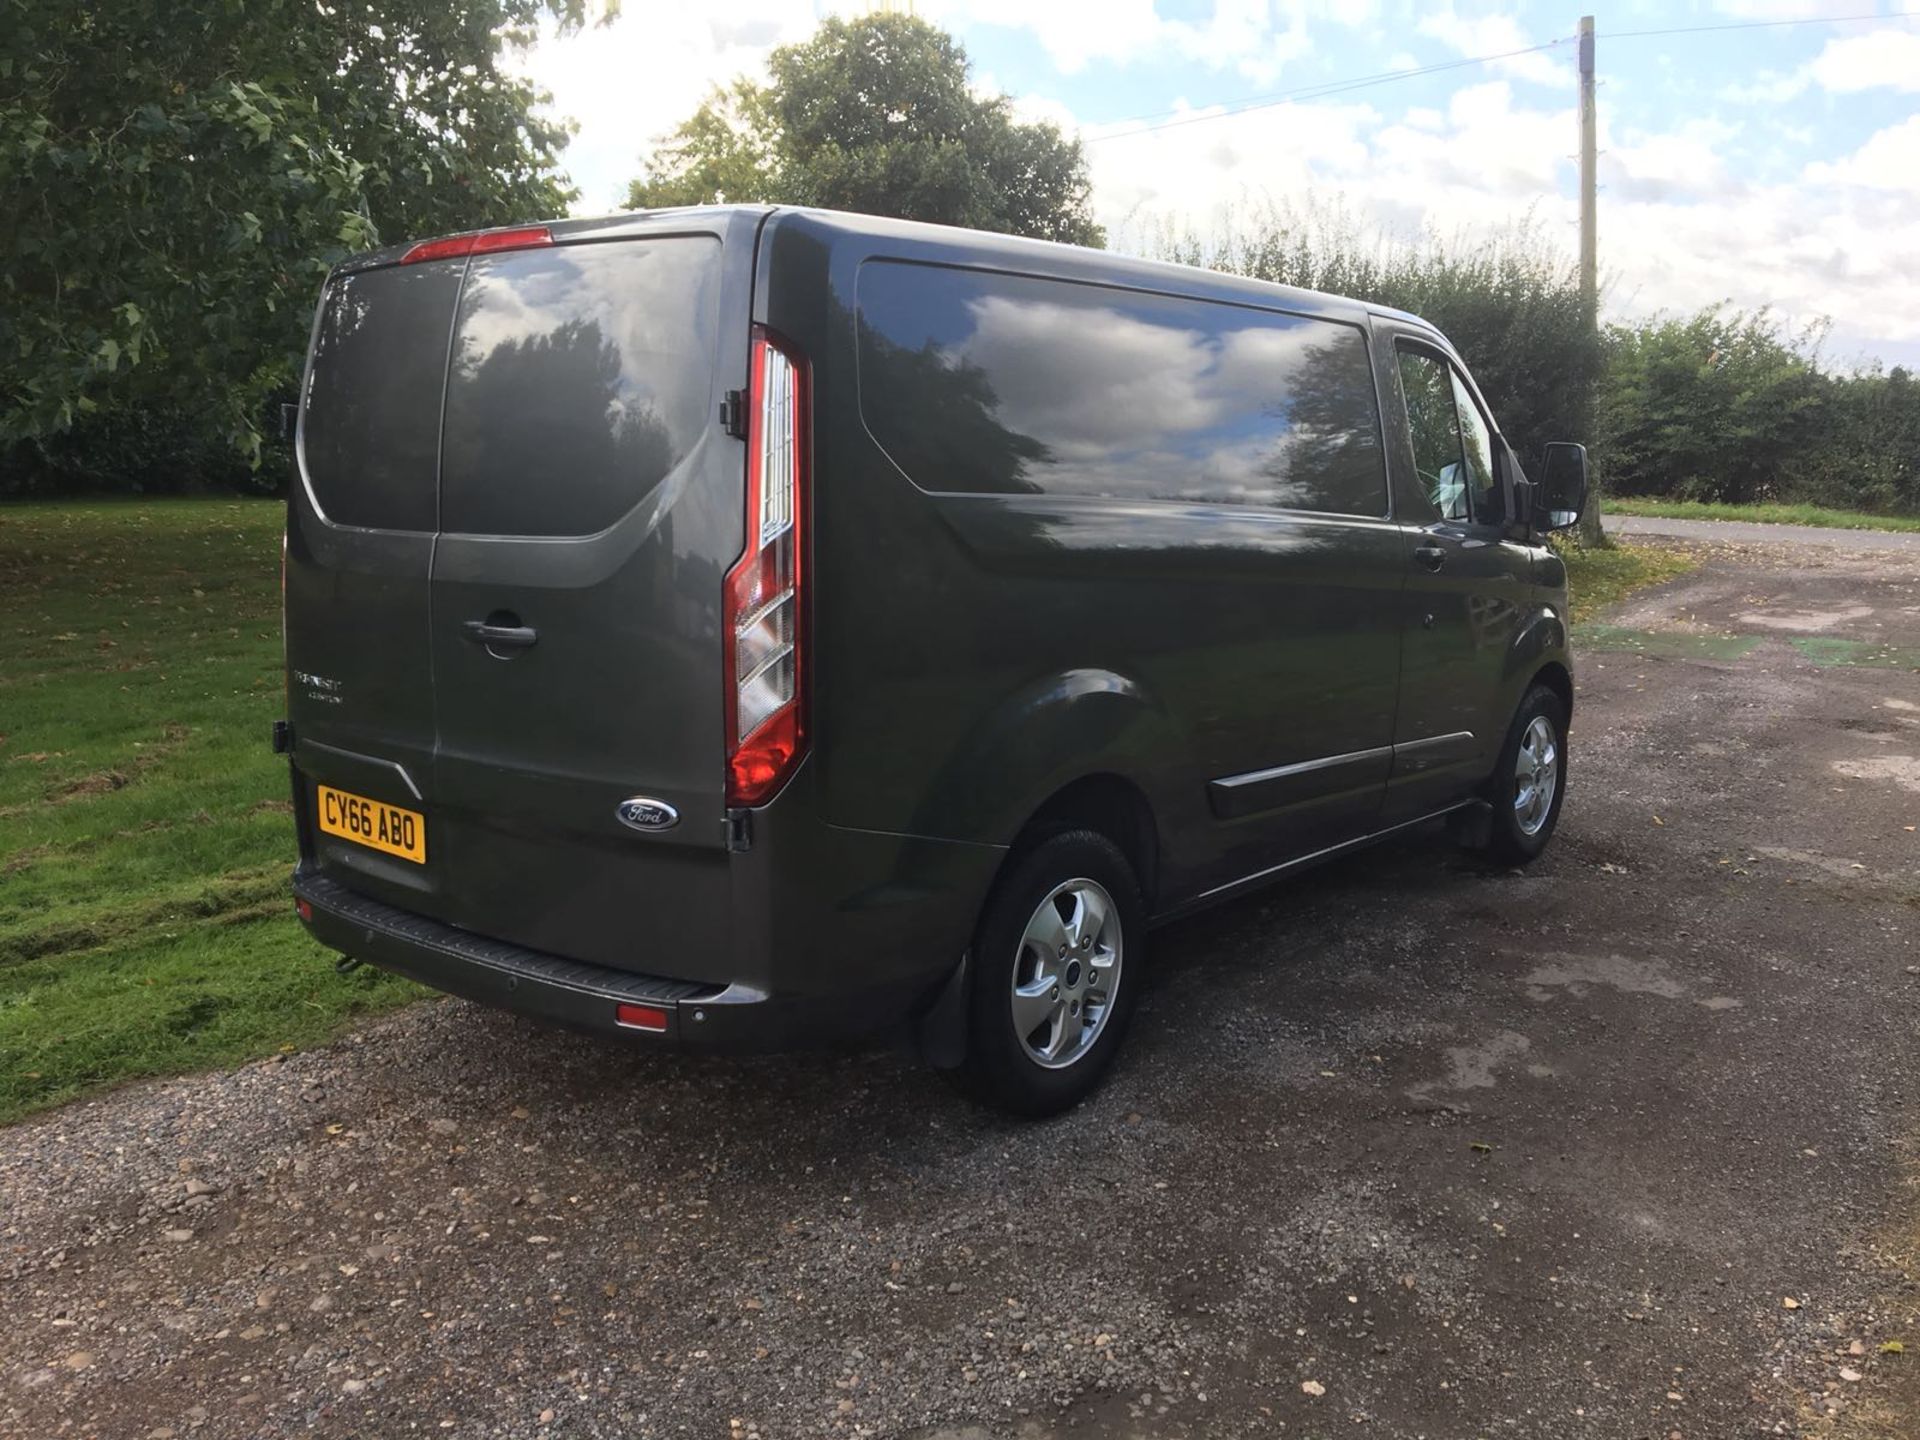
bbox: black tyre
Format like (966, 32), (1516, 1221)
(959, 829), (1144, 1117)
(1479, 683), (1568, 865)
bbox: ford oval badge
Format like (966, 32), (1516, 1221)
(616, 797), (680, 833)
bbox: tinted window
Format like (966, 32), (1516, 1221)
(442, 237), (721, 537)
(857, 262), (1388, 516)
(302, 262), (464, 531)
(1397, 347), (1469, 522)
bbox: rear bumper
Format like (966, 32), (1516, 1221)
(292, 866), (931, 1051)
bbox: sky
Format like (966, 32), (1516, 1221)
(515, 1), (1920, 368)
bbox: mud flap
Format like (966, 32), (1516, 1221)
(1447, 800), (1494, 850)
(912, 951), (972, 1070)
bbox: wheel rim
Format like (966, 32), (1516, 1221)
(1513, 714), (1560, 836)
(1010, 878), (1123, 1070)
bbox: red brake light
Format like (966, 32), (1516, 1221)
(723, 329), (809, 807)
(400, 226), (552, 265)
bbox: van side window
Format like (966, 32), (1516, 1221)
(857, 261), (1389, 517)
(1449, 369), (1505, 528)
(441, 237), (722, 538)
(1395, 348), (1470, 522)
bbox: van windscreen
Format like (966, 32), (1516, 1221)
(441, 237), (723, 538)
(301, 261), (465, 532)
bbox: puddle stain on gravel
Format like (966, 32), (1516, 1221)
(1831, 755), (1920, 794)
(1523, 952), (1687, 1002)
(1739, 604), (1875, 632)
(1406, 1029), (1533, 1106)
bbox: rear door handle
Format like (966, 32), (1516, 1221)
(462, 618), (538, 651)
(1413, 544), (1447, 572)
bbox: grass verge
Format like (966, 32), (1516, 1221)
(1559, 537), (1700, 625)
(0, 499), (421, 1124)
(1609, 498), (1920, 534)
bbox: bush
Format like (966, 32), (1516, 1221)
(2, 401), (291, 498)
(1595, 307), (1920, 515)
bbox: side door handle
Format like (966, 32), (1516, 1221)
(1413, 544), (1447, 572)
(462, 617), (538, 653)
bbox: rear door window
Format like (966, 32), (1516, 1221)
(441, 237), (723, 538)
(301, 261), (466, 532)
(857, 261), (1388, 517)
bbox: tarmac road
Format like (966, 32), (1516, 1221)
(5, 535), (1920, 1439)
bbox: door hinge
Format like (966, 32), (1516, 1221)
(725, 807), (753, 853)
(719, 389), (748, 440)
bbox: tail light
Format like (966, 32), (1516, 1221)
(723, 329), (808, 807)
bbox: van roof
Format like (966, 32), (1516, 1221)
(334, 203), (1450, 342)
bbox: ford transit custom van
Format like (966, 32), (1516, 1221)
(283, 206), (1589, 1115)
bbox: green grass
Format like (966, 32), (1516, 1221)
(0, 499), (420, 1124)
(1608, 497), (1920, 534)
(1558, 538), (1700, 625)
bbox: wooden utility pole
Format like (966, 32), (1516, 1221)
(1578, 15), (1597, 327)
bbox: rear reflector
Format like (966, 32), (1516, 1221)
(615, 1003), (670, 1033)
(295, 898), (313, 922)
(723, 329), (809, 807)
(401, 226), (552, 265)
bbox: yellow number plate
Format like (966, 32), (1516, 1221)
(316, 785), (426, 864)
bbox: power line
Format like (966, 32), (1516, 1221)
(1083, 7), (1919, 144)
(1600, 9), (1918, 41)
(1086, 42), (1565, 142)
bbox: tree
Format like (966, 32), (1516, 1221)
(1, 0), (605, 484)
(1594, 307), (1827, 506)
(628, 14), (1103, 248)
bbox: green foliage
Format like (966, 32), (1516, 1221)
(1594, 307), (1920, 514)
(1155, 198), (1602, 476)
(629, 13), (1103, 247)
(0, 499), (422, 1122)
(1, 0), (605, 491)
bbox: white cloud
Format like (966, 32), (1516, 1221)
(1414, 9), (1572, 89)
(1808, 29), (1920, 93)
(1807, 114), (1920, 192)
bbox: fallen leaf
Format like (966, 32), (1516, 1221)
(1882, 1340), (1905, 1355)
(1301, 1380), (1326, 1397)
(1783, 1297), (1801, 1310)
(1470, 1141), (1493, 1153)
(1652, 814), (1664, 826)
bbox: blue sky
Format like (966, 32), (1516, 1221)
(520, 2), (1920, 366)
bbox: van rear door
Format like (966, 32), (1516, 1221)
(425, 215), (757, 978)
(287, 255), (464, 915)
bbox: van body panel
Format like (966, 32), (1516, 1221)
(288, 203), (1574, 1053)
(753, 212), (1410, 902)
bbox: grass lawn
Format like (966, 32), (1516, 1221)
(0, 498), (420, 1124)
(1608, 497), (1920, 534)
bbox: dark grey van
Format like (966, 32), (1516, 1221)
(284, 207), (1588, 1114)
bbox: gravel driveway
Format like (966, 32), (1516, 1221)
(7, 537), (1920, 1439)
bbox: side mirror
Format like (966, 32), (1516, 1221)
(1538, 442), (1588, 531)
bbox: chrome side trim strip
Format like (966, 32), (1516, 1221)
(1208, 744), (1394, 820)
(1176, 800), (1480, 914)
